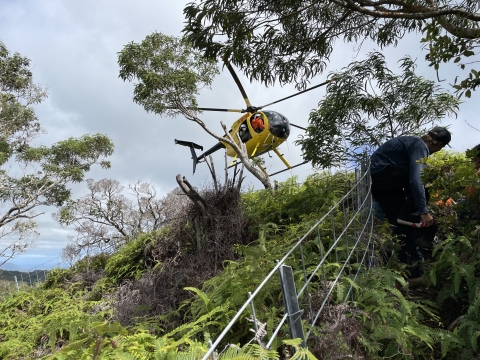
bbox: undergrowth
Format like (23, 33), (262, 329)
(1, 156), (480, 358)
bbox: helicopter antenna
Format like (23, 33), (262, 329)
(258, 78), (336, 109)
(224, 60), (253, 109)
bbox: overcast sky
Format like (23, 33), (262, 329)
(0, 0), (477, 270)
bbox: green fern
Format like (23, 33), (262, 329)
(283, 339), (317, 359)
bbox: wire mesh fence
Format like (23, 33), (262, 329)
(202, 157), (374, 359)
(0, 258), (66, 297)
(0, 157), (375, 357)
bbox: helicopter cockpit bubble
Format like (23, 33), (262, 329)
(263, 110), (291, 139)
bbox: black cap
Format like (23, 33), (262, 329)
(428, 126), (451, 147)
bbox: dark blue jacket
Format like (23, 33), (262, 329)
(370, 136), (430, 214)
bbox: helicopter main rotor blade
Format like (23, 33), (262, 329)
(290, 123), (307, 131)
(224, 60), (252, 108)
(165, 106), (243, 113)
(268, 161), (309, 177)
(259, 78), (336, 109)
(198, 107), (243, 113)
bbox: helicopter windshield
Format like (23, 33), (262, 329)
(263, 111), (290, 139)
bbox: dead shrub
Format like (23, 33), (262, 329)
(309, 303), (365, 359)
(112, 182), (251, 328)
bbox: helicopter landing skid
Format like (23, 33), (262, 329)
(227, 157), (308, 177)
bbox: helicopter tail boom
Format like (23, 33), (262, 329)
(197, 142), (226, 162)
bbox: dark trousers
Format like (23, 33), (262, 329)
(371, 166), (424, 277)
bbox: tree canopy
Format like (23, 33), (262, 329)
(297, 52), (460, 168)
(0, 41), (114, 266)
(183, 0), (480, 94)
(118, 32), (219, 118)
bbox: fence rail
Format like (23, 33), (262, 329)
(202, 158), (374, 359)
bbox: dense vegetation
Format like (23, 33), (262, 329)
(0, 150), (479, 359)
(183, 0), (480, 96)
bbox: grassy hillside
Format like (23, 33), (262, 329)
(0, 152), (479, 359)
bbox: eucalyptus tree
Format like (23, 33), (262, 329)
(0, 41), (114, 266)
(118, 32), (272, 189)
(297, 52), (460, 168)
(183, 0), (480, 95)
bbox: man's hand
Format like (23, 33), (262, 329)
(420, 213), (434, 227)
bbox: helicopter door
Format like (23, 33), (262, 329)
(250, 113), (265, 133)
(238, 121), (251, 143)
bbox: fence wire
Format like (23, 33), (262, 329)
(0, 158), (375, 356)
(202, 157), (374, 360)
(0, 241), (118, 297)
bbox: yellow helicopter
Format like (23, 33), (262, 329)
(175, 61), (332, 176)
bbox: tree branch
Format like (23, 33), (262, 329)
(336, 0), (480, 22)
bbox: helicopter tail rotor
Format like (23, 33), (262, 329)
(175, 139), (203, 174)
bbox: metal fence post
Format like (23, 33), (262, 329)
(279, 265), (305, 347)
(355, 168), (361, 211)
(248, 292), (259, 334)
(207, 340), (216, 360)
(299, 243), (313, 322)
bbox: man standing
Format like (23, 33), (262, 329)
(370, 126), (452, 277)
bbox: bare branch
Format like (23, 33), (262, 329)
(206, 155), (219, 193)
(55, 179), (173, 254)
(465, 119), (480, 133)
